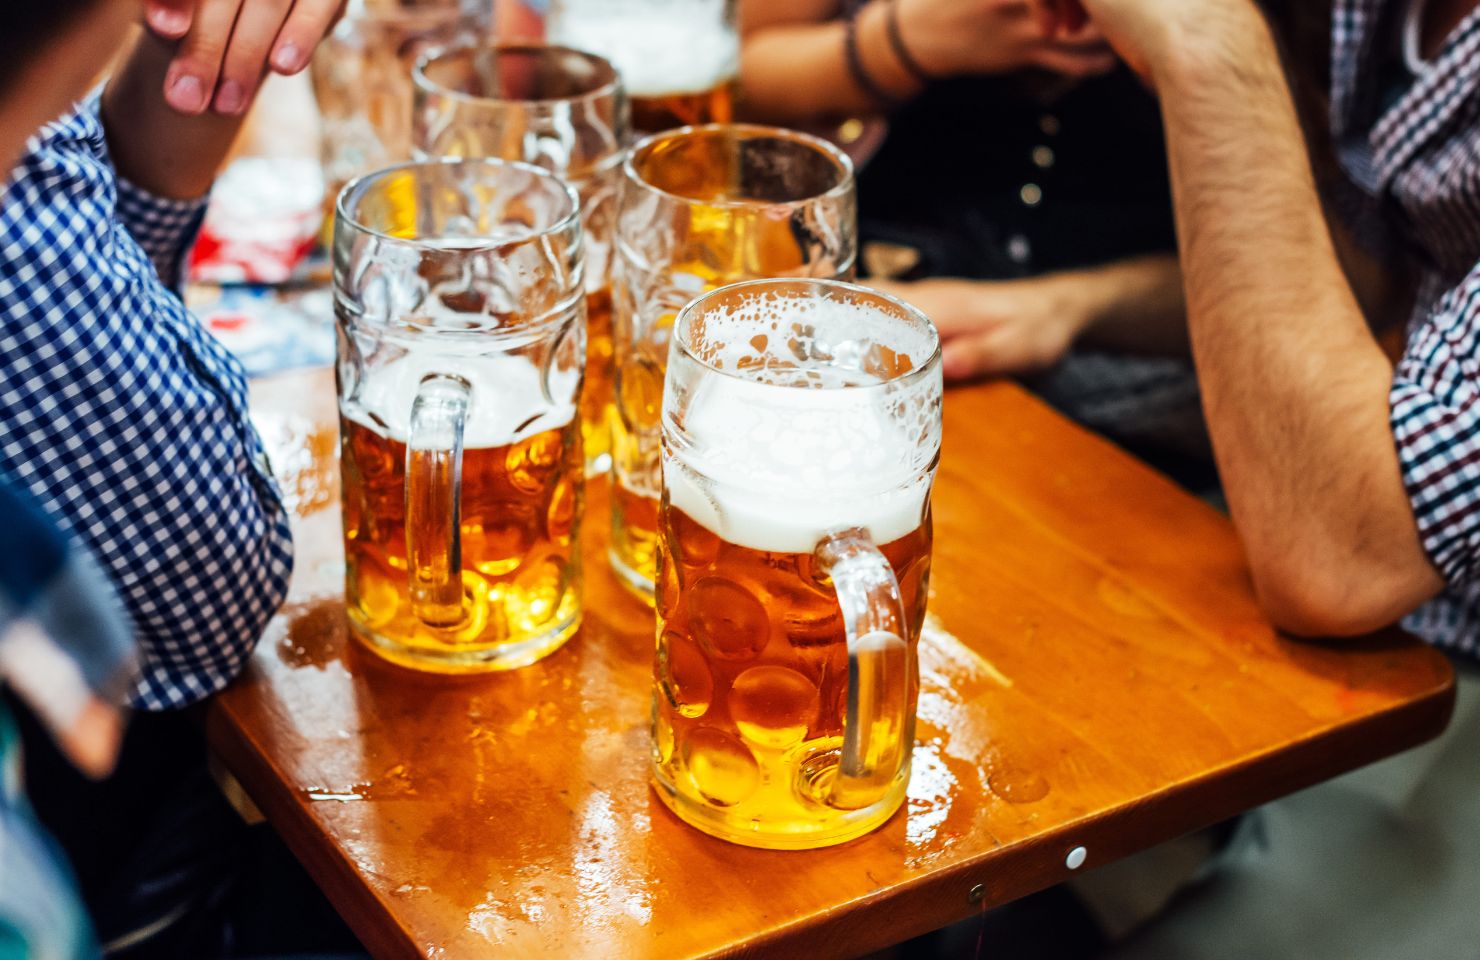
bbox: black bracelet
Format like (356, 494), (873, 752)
(844, 5), (901, 109)
(886, 0), (940, 84)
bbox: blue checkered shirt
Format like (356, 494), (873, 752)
(0, 97), (294, 709)
(1330, 0), (1480, 655)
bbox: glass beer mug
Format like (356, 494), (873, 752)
(412, 43), (628, 475)
(334, 159), (586, 672)
(651, 279), (942, 849)
(611, 124), (857, 604)
(546, 0), (737, 134)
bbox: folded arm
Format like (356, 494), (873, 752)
(1074, 0), (1444, 635)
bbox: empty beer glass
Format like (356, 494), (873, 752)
(313, 0), (486, 227)
(546, 0), (737, 134)
(610, 124), (857, 603)
(412, 44), (628, 476)
(652, 278), (941, 849)
(335, 159), (586, 673)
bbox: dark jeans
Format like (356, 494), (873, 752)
(10, 695), (365, 959)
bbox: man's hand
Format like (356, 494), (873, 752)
(1036, 0), (1268, 84)
(143, 0), (344, 116)
(901, 0), (1118, 79)
(871, 276), (1090, 381)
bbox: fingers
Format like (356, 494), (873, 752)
(145, 0), (194, 40)
(269, 0), (344, 74)
(165, 0), (245, 114)
(942, 333), (1014, 382)
(1030, 43), (1120, 78)
(213, 0), (293, 114)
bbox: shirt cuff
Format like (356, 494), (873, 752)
(115, 174), (209, 291)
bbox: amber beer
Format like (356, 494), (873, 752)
(582, 286), (616, 470)
(651, 280), (942, 849)
(334, 159), (586, 672)
(609, 125), (858, 603)
(629, 77), (735, 134)
(340, 356), (583, 672)
(546, 0), (738, 134)
(652, 509), (931, 846)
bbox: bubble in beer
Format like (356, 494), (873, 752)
(656, 547), (682, 620)
(673, 509), (720, 568)
(682, 728), (759, 808)
(506, 431), (563, 493)
(512, 551), (568, 629)
(689, 576), (769, 660)
(618, 355), (665, 431)
(546, 476), (576, 545)
(355, 565), (399, 628)
(468, 511), (534, 577)
(659, 629), (713, 719)
(730, 665), (819, 750)
(652, 698), (676, 765)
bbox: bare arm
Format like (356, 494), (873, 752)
(740, 0), (918, 122)
(741, 0), (1116, 124)
(102, 30), (247, 200)
(1076, 0), (1442, 635)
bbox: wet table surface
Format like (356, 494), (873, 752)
(209, 366), (1454, 959)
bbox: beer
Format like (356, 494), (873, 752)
(341, 353), (583, 672)
(412, 44), (626, 474)
(581, 287), (616, 472)
(631, 82), (735, 135)
(651, 283), (942, 848)
(547, 0), (738, 134)
(609, 125), (857, 602)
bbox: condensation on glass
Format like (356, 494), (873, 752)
(652, 278), (943, 848)
(413, 43), (629, 476)
(546, 0), (738, 133)
(610, 124), (857, 604)
(333, 158), (586, 672)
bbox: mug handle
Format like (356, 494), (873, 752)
(406, 373), (471, 628)
(815, 529), (914, 810)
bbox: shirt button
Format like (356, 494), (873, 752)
(1007, 234), (1032, 264)
(1032, 145), (1055, 169)
(1039, 113), (1061, 136)
(1020, 183), (1043, 207)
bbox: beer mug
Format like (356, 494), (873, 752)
(413, 44), (628, 476)
(611, 124), (857, 603)
(652, 279), (941, 849)
(334, 159), (586, 672)
(312, 0), (486, 224)
(546, 0), (737, 133)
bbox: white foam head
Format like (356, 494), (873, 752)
(664, 291), (941, 554)
(548, 2), (738, 98)
(348, 351), (575, 448)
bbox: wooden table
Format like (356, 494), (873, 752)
(209, 366), (1454, 959)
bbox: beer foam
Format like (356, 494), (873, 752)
(346, 352), (576, 449)
(548, 7), (738, 98)
(665, 296), (940, 555)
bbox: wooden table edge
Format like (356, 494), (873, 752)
(207, 649), (1453, 960)
(708, 662), (1456, 960)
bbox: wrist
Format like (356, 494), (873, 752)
(854, 1), (925, 104)
(1149, 7), (1278, 93)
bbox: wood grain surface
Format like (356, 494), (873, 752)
(207, 365), (1454, 959)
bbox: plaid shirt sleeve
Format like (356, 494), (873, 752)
(1390, 262), (1480, 587)
(0, 99), (294, 710)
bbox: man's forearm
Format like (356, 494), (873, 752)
(101, 30), (247, 200)
(1075, 253), (1188, 356)
(1153, 14), (1441, 632)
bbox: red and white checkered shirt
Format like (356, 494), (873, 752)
(1331, 0), (1480, 653)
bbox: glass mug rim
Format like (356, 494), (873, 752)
(412, 41), (622, 110)
(335, 157), (582, 253)
(623, 122), (855, 213)
(672, 277), (942, 394)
